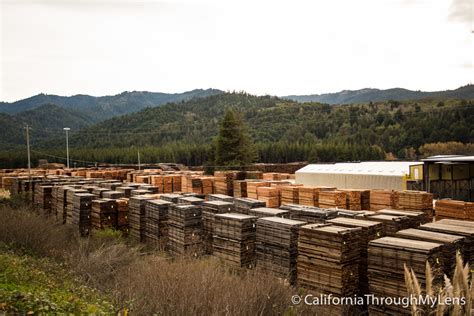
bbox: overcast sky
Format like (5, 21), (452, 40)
(1, 0), (472, 102)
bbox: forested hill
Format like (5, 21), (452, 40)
(0, 88), (223, 121)
(284, 84), (474, 104)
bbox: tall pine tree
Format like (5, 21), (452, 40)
(215, 109), (255, 166)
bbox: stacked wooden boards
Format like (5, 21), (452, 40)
(280, 186), (300, 205)
(435, 200), (474, 221)
(91, 199), (117, 230)
(34, 185), (53, 216)
(233, 197), (265, 214)
(365, 214), (415, 236)
(378, 208), (430, 226)
(214, 171), (245, 196)
(116, 198), (129, 234)
(280, 204), (338, 223)
(66, 188), (88, 224)
(248, 207), (289, 218)
(297, 186), (336, 207)
(327, 217), (384, 296)
(318, 190), (346, 209)
(256, 186), (280, 208)
(177, 196), (204, 205)
(369, 189), (399, 211)
(71, 193), (95, 236)
(168, 204), (202, 256)
(256, 217), (306, 284)
(202, 201), (234, 254)
(213, 213), (257, 267)
(397, 190), (434, 218)
(207, 194), (234, 203)
(246, 181), (270, 199)
(144, 199), (172, 247)
(341, 189), (370, 211)
(232, 180), (247, 198)
(368, 237), (444, 315)
(128, 195), (153, 242)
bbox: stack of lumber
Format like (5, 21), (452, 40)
(172, 175), (182, 192)
(297, 186), (336, 207)
(150, 175), (164, 193)
(248, 207), (289, 218)
(280, 186), (299, 205)
(139, 184), (159, 194)
(168, 204), (203, 255)
(233, 180), (247, 198)
(297, 224), (362, 301)
(91, 199), (117, 230)
(178, 196), (204, 205)
(256, 186), (280, 208)
(256, 217), (306, 284)
(419, 221), (474, 269)
(281, 204), (338, 223)
(395, 228), (464, 276)
(116, 198), (129, 234)
(100, 182), (122, 190)
(365, 214), (414, 236)
(202, 201), (234, 254)
(116, 186), (133, 197)
(378, 208), (429, 226)
(318, 190), (347, 209)
(92, 187), (110, 198)
(71, 193), (95, 236)
(262, 173), (280, 180)
(213, 213), (257, 267)
(144, 199), (172, 247)
(66, 188), (88, 224)
(435, 199), (474, 221)
(102, 190), (125, 199)
(234, 197), (265, 214)
(246, 181), (270, 199)
(135, 175), (149, 184)
(207, 194), (234, 203)
(81, 185), (97, 193)
(128, 195), (153, 242)
(370, 189), (399, 211)
(53, 185), (71, 223)
(131, 189), (151, 196)
(368, 237), (444, 315)
(341, 189), (370, 211)
(327, 217), (384, 295)
(163, 175), (173, 193)
(245, 171), (263, 179)
(398, 190), (434, 218)
(336, 209), (376, 219)
(160, 193), (181, 203)
(214, 171), (241, 196)
(34, 185), (53, 216)
(201, 177), (214, 195)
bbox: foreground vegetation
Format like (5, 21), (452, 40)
(0, 198), (310, 315)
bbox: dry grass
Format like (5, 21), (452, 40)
(0, 199), (309, 315)
(0, 189), (10, 200)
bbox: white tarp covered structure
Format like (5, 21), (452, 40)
(295, 161), (421, 190)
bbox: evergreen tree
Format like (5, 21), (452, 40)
(215, 109), (255, 166)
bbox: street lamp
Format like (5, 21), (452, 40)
(63, 127), (70, 169)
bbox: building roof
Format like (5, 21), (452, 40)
(422, 155), (474, 162)
(295, 161), (421, 177)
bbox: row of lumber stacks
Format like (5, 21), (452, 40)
(233, 180), (247, 198)
(246, 181), (270, 199)
(368, 237), (444, 315)
(34, 185), (53, 216)
(52, 186), (70, 222)
(296, 186), (337, 207)
(248, 207), (289, 219)
(213, 213), (257, 267)
(116, 198), (129, 234)
(256, 217), (305, 284)
(318, 190), (346, 209)
(280, 204), (338, 223)
(128, 196), (153, 242)
(435, 199), (474, 221)
(280, 186), (299, 205)
(369, 189), (399, 211)
(214, 171), (244, 196)
(395, 228), (464, 277)
(202, 201), (234, 254)
(71, 193), (95, 236)
(66, 188), (87, 224)
(168, 204), (203, 256)
(297, 224), (362, 315)
(256, 186), (280, 207)
(365, 213), (415, 236)
(377, 209), (430, 226)
(327, 217), (384, 296)
(397, 190), (434, 219)
(233, 197), (265, 214)
(91, 199), (117, 230)
(144, 199), (172, 248)
(341, 189), (370, 210)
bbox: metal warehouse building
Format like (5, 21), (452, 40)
(295, 161), (424, 191)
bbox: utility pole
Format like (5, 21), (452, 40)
(63, 127), (70, 169)
(138, 150), (141, 171)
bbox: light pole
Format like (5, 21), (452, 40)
(63, 127), (70, 169)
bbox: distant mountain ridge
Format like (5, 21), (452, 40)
(0, 88), (224, 121)
(284, 84), (474, 104)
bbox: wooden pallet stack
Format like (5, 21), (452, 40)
(435, 200), (474, 221)
(370, 189), (399, 211)
(233, 197), (265, 214)
(207, 194), (234, 203)
(365, 214), (415, 236)
(66, 188), (88, 224)
(144, 199), (172, 247)
(419, 221), (474, 269)
(116, 198), (129, 234)
(202, 201), (234, 254)
(341, 189), (370, 211)
(280, 186), (299, 205)
(256, 217), (306, 284)
(378, 208), (430, 226)
(128, 195), (153, 242)
(71, 193), (95, 236)
(368, 237), (444, 315)
(398, 190), (434, 219)
(168, 204), (203, 256)
(395, 228), (464, 277)
(233, 180), (247, 198)
(34, 185), (53, 216)
(281, 204), (338, 223)
(213, 213), (257, 267)
(327, 217), (384, 296)
(318, 190), (347, 209)
(102, 190), (125, 199)
(91, 199), (117, 230)
(246, 181), (270, 199)
(256, 186), (280, 208)
(248, 207), (289, 218)
(297, 223), (362, 310)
